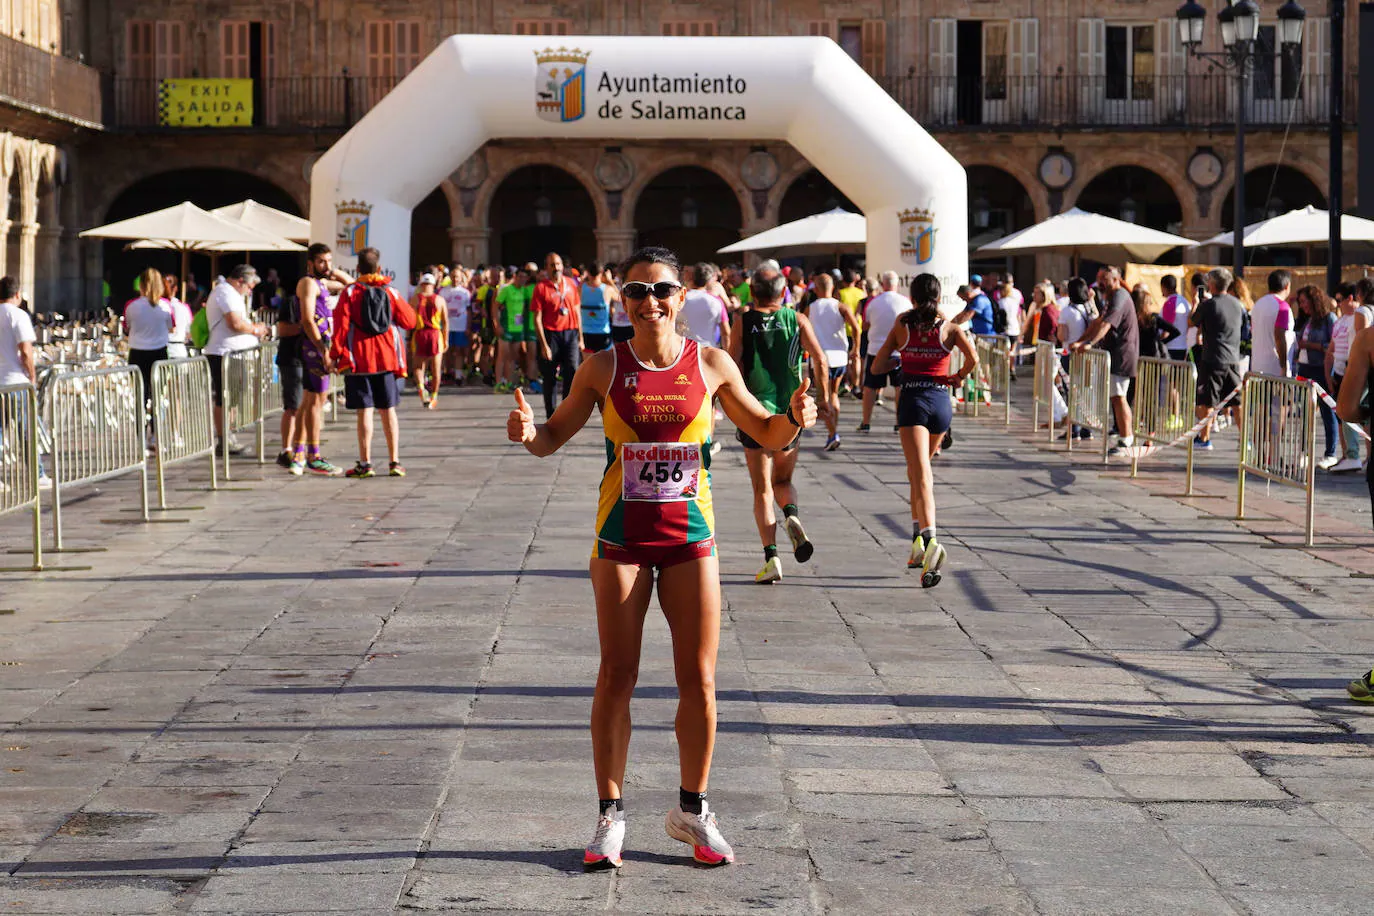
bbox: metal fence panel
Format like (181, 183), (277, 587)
(151, 357), (217, 510)
(1238, 372), (1317, 546)
(0, 383), (41, 570)
(220, 348), (262, 480)
(1032, 342), (1057, 443)
(1132, 357), (1199, 492)
(976, 335), (1013, 426)
(47, 365), (148, 550)
(256, 340), (284, 465)
(1066, 349), (1111, 463)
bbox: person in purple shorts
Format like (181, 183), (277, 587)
(288, 243), (348, 476)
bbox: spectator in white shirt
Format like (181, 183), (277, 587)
(203, 264), (268, 451)
(858, 271), (912, 432)
(163, 273), (194, 359)
(123, 267), (174, 404)
(1249, 269), (1294, 378)
(0, 275), (36, 389)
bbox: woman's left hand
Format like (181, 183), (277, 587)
(789, 377), (818, 429)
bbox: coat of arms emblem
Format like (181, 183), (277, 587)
(535, 47), (590, 123)
(335, 200), (371, 257)
(898, 208), (936, 265)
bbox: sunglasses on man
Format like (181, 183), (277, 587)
(621, 281), (683, 301)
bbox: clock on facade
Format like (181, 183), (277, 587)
(1038, 151), (1074, 190)
(1187, 149), (1224, 189)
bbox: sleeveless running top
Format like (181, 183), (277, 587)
(597, 339), (715, 548)
(581, 284), (611, 335)
(739, 307), (803, 413)
(899, 320), (951, 385)
(417, 293), (444, 330)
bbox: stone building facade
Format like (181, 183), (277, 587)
(0, 0), (1360, 307)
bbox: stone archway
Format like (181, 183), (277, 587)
(488, 164), (598, 268)
(778, 169), (858, 224)
(1220, 164), (1326, 230)
(1076, 166), (1187, 265)
(633, 165), (742, 266)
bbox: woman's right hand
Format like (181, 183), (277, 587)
(508, 388), (536, 444)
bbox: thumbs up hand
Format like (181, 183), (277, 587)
(789, 376), (818, 430)
(508, 388), (537, 444)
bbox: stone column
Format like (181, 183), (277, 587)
(17, 222), (38, 303)
(0, 219), (9, 278)
(36, 226), (61, 312)
(448, 227), (490, 267)
(595, 228), (637, 268)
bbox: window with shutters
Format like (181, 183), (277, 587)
(366, 20), (422, 80)
(127, 20), (186, 78)
(860, 20), (886, 76)
(805, 20), (835, 40)
(513, 19), (571, 35)
(662, 20), (716, 36)
(1104, 24), (1153, 101)
(983, 23), (1007, 101)
(837, 23), (862, 63)
(1302, 17), (1329, 119)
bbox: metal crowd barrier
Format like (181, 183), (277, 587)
(0, 383), (42, 571)
(1065, 349), (1111, 463)
(1031, 341), (1057, 443)
(1132, 357), (1200, 493)
(220, 348), (262, 480)
(151, 356), (218, 509)
(976, 335), (1013, 426)
(1237, 372), (1317, 547)
(255, 340), (284, 465)
(46, 365), (148, 551)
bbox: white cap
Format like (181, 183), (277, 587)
(756, 259), (781, 273)
(419, 273), (437, 285)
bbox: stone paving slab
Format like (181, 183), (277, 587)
(0, 381), (1372, 913)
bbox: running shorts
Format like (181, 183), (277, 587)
(413, 328), (443, 360)
(897, 383), (953, 434)
(828, 366), (846, 383)
(449, 331), (469, 349)
(736, 427), (799, 452)
(863, 354), (901, 390)
(593, 537), (716, 569)
(501, 330), (524, 344)
(343, 372), (399, 410)
(205, 354), (225, 407)
(1197, 362), (1241, 409)
(584, 332), (611, 353)
(279, 359), (304, 410)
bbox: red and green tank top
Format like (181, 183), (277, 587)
(596, 339), (715, 547)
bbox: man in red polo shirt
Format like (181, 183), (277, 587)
(531, 251), (584, 418)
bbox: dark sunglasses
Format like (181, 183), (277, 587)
(621, 281), (682, 301)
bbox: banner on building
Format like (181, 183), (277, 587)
(158, 79), (253, 127)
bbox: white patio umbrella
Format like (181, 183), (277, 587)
(81, 201), (305, 288)
(975, 207), (1197, 271)
(211, 199), (311, 243)
(1201, 205), (1374, 251)
(718, 208), (866, 255)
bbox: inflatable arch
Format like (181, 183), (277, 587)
(309, 35), (967, 301)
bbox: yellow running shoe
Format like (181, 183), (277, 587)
(755, 556), (782, 584)
(907, 535), (925, 569)
(1348, 670), (1374, 702)
(920, 538), (947, 589)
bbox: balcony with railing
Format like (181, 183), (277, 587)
(881, 71), (1357, 130)
(108, 69), (1354, 133)
(109, 74), (398, 131)
(0, 33), (102, 127)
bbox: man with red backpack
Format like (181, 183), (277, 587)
(329, 247), (417, 478)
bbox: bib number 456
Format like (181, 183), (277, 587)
(638, 461), (684, 484)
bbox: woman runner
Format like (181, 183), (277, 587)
(871, 273), (976, 588)
(507, 246), (817, 869)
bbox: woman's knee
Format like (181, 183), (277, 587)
(596, 660), (640, 698)
(676, 666), (716, 705)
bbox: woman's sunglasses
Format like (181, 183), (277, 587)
(621, 281), (682, 301)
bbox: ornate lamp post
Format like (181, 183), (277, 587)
(1176, 0), (1305, 276)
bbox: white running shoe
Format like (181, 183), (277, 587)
(920, 538), (947, 589)
(665, 801), (734, 866)
(755, 556), (783, 584)
(1318, 454), (1341, 470)
(784, 516), (814, 563)
(288, 458), (305, 477)
(583, 809), (625, 870)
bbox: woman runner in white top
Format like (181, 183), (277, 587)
(163, 273), (193, 358)
(804, 274), (860, 450)
(123, 267), (173, 403)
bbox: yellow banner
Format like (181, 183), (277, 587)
(158, 78), (253, 127)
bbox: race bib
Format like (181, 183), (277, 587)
(621, 443), (702, 502)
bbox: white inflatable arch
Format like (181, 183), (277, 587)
(310, 35), (966, 298)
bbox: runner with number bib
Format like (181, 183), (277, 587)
(507, 247), (816, 872)
(728, 265), (831, 584)
(870, 273), (977, 588)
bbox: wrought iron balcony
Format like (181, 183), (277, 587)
(109, 74), (399, 131)
(0, 33), (102, 127)
(880, 71), (1356, 130)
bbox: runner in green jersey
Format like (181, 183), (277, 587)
(494, 268), (530, 393)
(728, 266), (831, 584)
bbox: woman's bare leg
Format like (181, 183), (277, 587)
(589, 557), (654, 800)
(656, 555), (721, 793)
(899, 426), (936, 530)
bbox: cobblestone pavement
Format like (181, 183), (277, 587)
(1, 379), (1372, 915)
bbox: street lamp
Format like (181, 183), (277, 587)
(972, 195), (991, 230)
(534, 195), (553, 228)
(1176, 0), (1305, 277)
(1119, 196), (1139, 224)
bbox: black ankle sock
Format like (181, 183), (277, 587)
(763, 544), (778, 561)
(921, 526), (937, 543)
(913, 522), (922, 541)
(679, 787), (706, 815)
(599, 798), (623, 815)
(782, 503), (799, 519)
